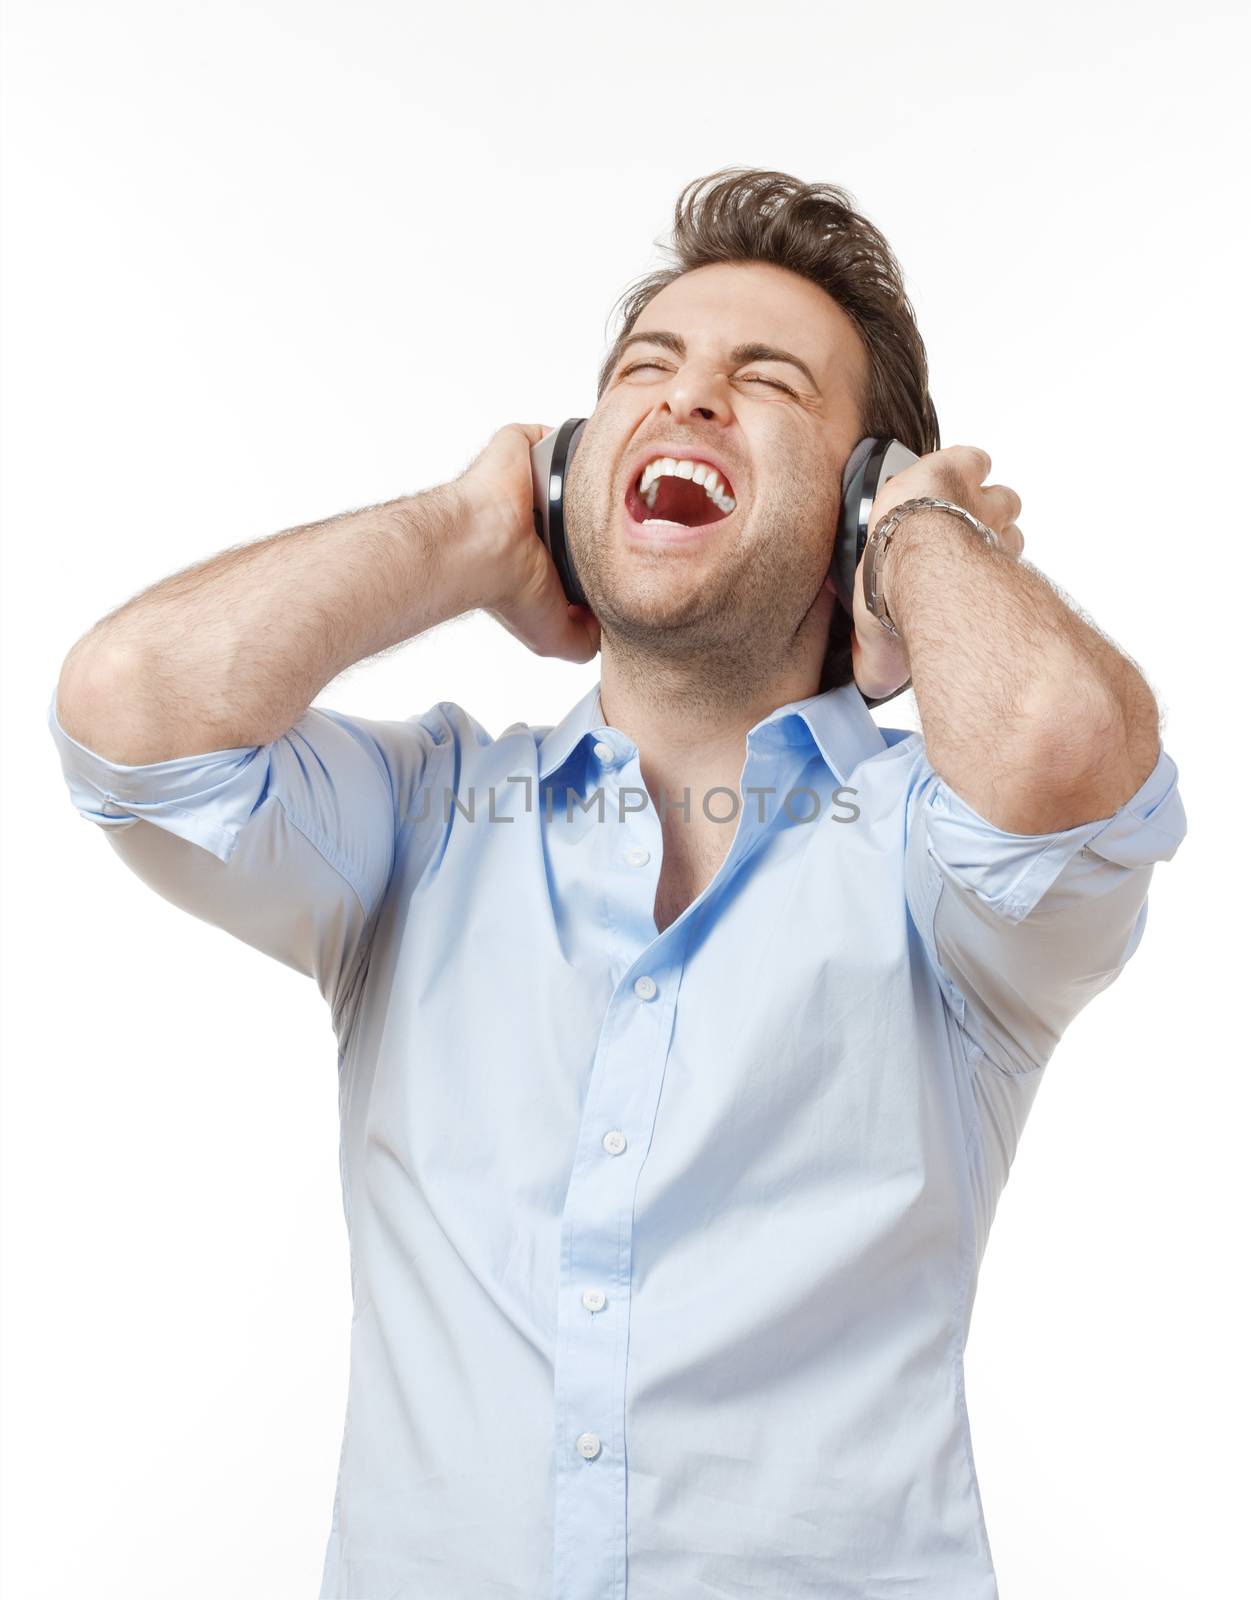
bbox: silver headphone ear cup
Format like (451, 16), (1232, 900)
(840, 437), (877, 497)
(833, 437), (921, 711)
(830, 438), (881, 612)
(547, 418), (589, 608)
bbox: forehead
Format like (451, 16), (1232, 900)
(633, 261), (866, 382)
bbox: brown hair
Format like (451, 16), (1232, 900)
(596, 167), (941, 692)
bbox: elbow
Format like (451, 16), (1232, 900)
(55, 639), (155, 763)
(1028, 676), (1161, 829)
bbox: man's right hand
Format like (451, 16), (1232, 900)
(453, 423), (601, 664)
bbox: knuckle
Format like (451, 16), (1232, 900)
(939, 467), (967, 502)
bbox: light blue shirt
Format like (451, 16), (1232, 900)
(47, 676), (1186, 1600)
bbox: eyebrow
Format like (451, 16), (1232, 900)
(614, 329), (821, 393)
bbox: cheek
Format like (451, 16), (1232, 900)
(566, 448), (607, 516)
(757, 457), (840, 541)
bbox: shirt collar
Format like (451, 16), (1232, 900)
(536, 677), (888, 787)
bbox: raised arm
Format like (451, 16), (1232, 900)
(54, 423), (595, 760)
(48, 423), (597, 1048)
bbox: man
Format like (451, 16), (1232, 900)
(48, 167), (1186, 1600)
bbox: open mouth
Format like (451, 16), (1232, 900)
(623, 464), (738, 531)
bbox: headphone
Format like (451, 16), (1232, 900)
(531, 420), (921, 709)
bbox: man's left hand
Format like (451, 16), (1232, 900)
(836, 446), (1025, 701)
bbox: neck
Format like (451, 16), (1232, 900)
(597, 644), (824, 825)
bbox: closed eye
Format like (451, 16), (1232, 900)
(619, 361), (794, 394)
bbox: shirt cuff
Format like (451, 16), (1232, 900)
(46, 687), (267, 865)
(916, 739), (1187, 924)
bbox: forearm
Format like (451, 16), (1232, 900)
(55, 481), (495, 764)
(883, 512), (1162, 832)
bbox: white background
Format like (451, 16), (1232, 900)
(2, 1), (1246, 1595)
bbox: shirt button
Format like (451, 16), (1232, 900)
(593, 741), (615, 763)
(626, 846), (650, 866)
(576, 1432), (602, 1460)
(602, 1129), (627, 1155)
(581, 1288), (606, 1312)
(633, 974), (658, 1001)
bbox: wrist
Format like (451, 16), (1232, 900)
(877, 509), (955, 615)
(399, 481), (505, 620)
(866, 499), (998, 635)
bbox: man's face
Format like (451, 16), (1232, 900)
(564, 260), (869, 693)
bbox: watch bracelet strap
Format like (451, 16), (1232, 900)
(862, 496), (1000, 638)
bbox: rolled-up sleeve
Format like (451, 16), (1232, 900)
(46, 687), (436, 1046)
(904, 738), (1187, 1076)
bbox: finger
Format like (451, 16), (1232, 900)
(981, 483), (1022, 529)
(945, 444), (992, 483)
(508, 422), (557, 446)
(1000, 522), (1025, 558)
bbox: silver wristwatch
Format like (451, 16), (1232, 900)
(862, 496), (1000, 638)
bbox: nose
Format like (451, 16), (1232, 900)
(660, 366), (730, 426)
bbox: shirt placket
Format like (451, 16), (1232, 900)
(548, 725), (797, 1600)
(548, 731), (668, 1600)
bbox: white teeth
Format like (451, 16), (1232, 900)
(637, 455), (736, 515)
